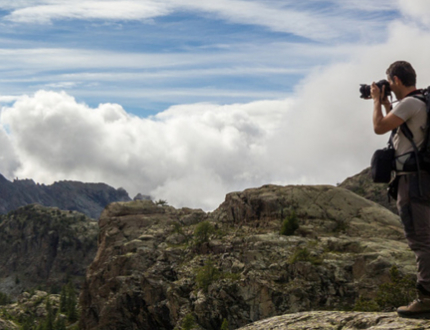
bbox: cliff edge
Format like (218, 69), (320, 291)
(79, 184), (415, 330)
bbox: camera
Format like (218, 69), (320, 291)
(359, 79), (391, 99)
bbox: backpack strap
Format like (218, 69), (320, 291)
(399, 93), (427, 196)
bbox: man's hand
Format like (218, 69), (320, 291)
(371, 82), (391, 111)
(370, 82), (381, 101)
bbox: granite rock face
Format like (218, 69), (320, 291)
(236, 311), (430, 330)
(0, 204), (98, 297)
(339, 167), (396, 214)
(0, 174), (131, 219)
(79, 185), (414, 330)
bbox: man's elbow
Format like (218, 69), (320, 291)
(373, 126), (387, 135)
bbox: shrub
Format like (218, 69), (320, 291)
(353, 296), (380, 312)
(375, 265), (415, 309)
(0, 291), (11, 306)
(288, 246), (322, 265)
(155, 199), (168, 206)
(194, 221), (215, 244)
(220, 318), (229, 330)
(280, 211), (299, 236)
(353, 265), (416, 312)
(196, 259), (220, 292)
(181, 313), (195, 330)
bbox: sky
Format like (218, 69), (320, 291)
(1, 0), (430, 210)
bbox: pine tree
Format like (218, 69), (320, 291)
(44, 297), (54, 330)
(54, 316), (67, 330)
(66, 282), (78, 323)
(59, 285), (67, 313)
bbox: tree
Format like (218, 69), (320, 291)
(44, 297), (54, 330)
(194, 221), (215, 244)
(59, 285), (67, 313)
(66, 282), (78, 323)
(182, 313), (195, 330)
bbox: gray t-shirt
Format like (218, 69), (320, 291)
(391, 96), (427, 170)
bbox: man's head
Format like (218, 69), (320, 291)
(386, 61), (417, 99)
(386, 61), (416, 87)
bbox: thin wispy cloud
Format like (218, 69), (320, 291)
(1, 0), (397, 41)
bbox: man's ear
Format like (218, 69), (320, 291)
(393, 76), (402, 86)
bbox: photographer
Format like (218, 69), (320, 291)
(371, 61), (430, 318)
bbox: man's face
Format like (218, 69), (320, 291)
(387, 75), (400, 98)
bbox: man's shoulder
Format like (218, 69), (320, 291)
(397, 96), (426, 110)
(393, 96), (426, 120)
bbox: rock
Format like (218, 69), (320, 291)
(339, 167), (397, 214)
(236, 311), (430, 330)
(79, 185), (416, 330)
(133, 193), (151, 201)
(0, 318), (18, 330)
(0, 204), (98, 297)
(1, 289), (75, 329)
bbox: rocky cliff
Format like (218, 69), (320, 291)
(0, 174), (131, 219)
(0, 204), (98, 297)
(79, 184), (415, 330)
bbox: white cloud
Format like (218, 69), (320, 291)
(4, 1), (172, 24)
(0, 91), (289, 209)
(0, 0), (396, 41)
(398, 0), (430, 27)
(0, 125), (20, 178)
(2, 1), (430, 211)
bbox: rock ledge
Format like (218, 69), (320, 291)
(237, 311), (430, 330)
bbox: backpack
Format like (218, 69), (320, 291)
(392, 87), (430, 196)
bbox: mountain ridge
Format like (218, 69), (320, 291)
(0, 173), (132, 219)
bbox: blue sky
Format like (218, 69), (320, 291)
(0, 0), (399, 116)
(1, 0), (430, 210)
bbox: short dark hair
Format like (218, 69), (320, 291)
(386, 61), (416, 87)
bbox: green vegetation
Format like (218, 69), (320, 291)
(196, 259), (220, 292)
(353, 296), (380, 312)
(181, 313), (195, 330)
(375, 265), (415, 309)
(280, 211), (299, 236)
(353, 265), (416, 311)
(155, 199), (168, 206)
(289, 247), (322, 265)
(62, 281), (78, 323)
(288, 242), (323, 265)
(171, 221), (189, 243)
(333, 219), (348, 233)
(220, 318), (229, 330)
(0, 282), (79, 330)
(0, 291), (11, 306)
(194, 221), (215, 244)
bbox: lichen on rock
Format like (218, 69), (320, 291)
(79, 185), (415, 330)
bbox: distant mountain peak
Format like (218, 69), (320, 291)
(0, 175), (132, 219)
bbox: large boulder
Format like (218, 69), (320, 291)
(339, 167), (397, 214)
(79, 185), (414, 330)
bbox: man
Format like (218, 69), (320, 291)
(371, 60), (430, 318)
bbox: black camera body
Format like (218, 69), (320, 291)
(360, 79), (391, 99)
